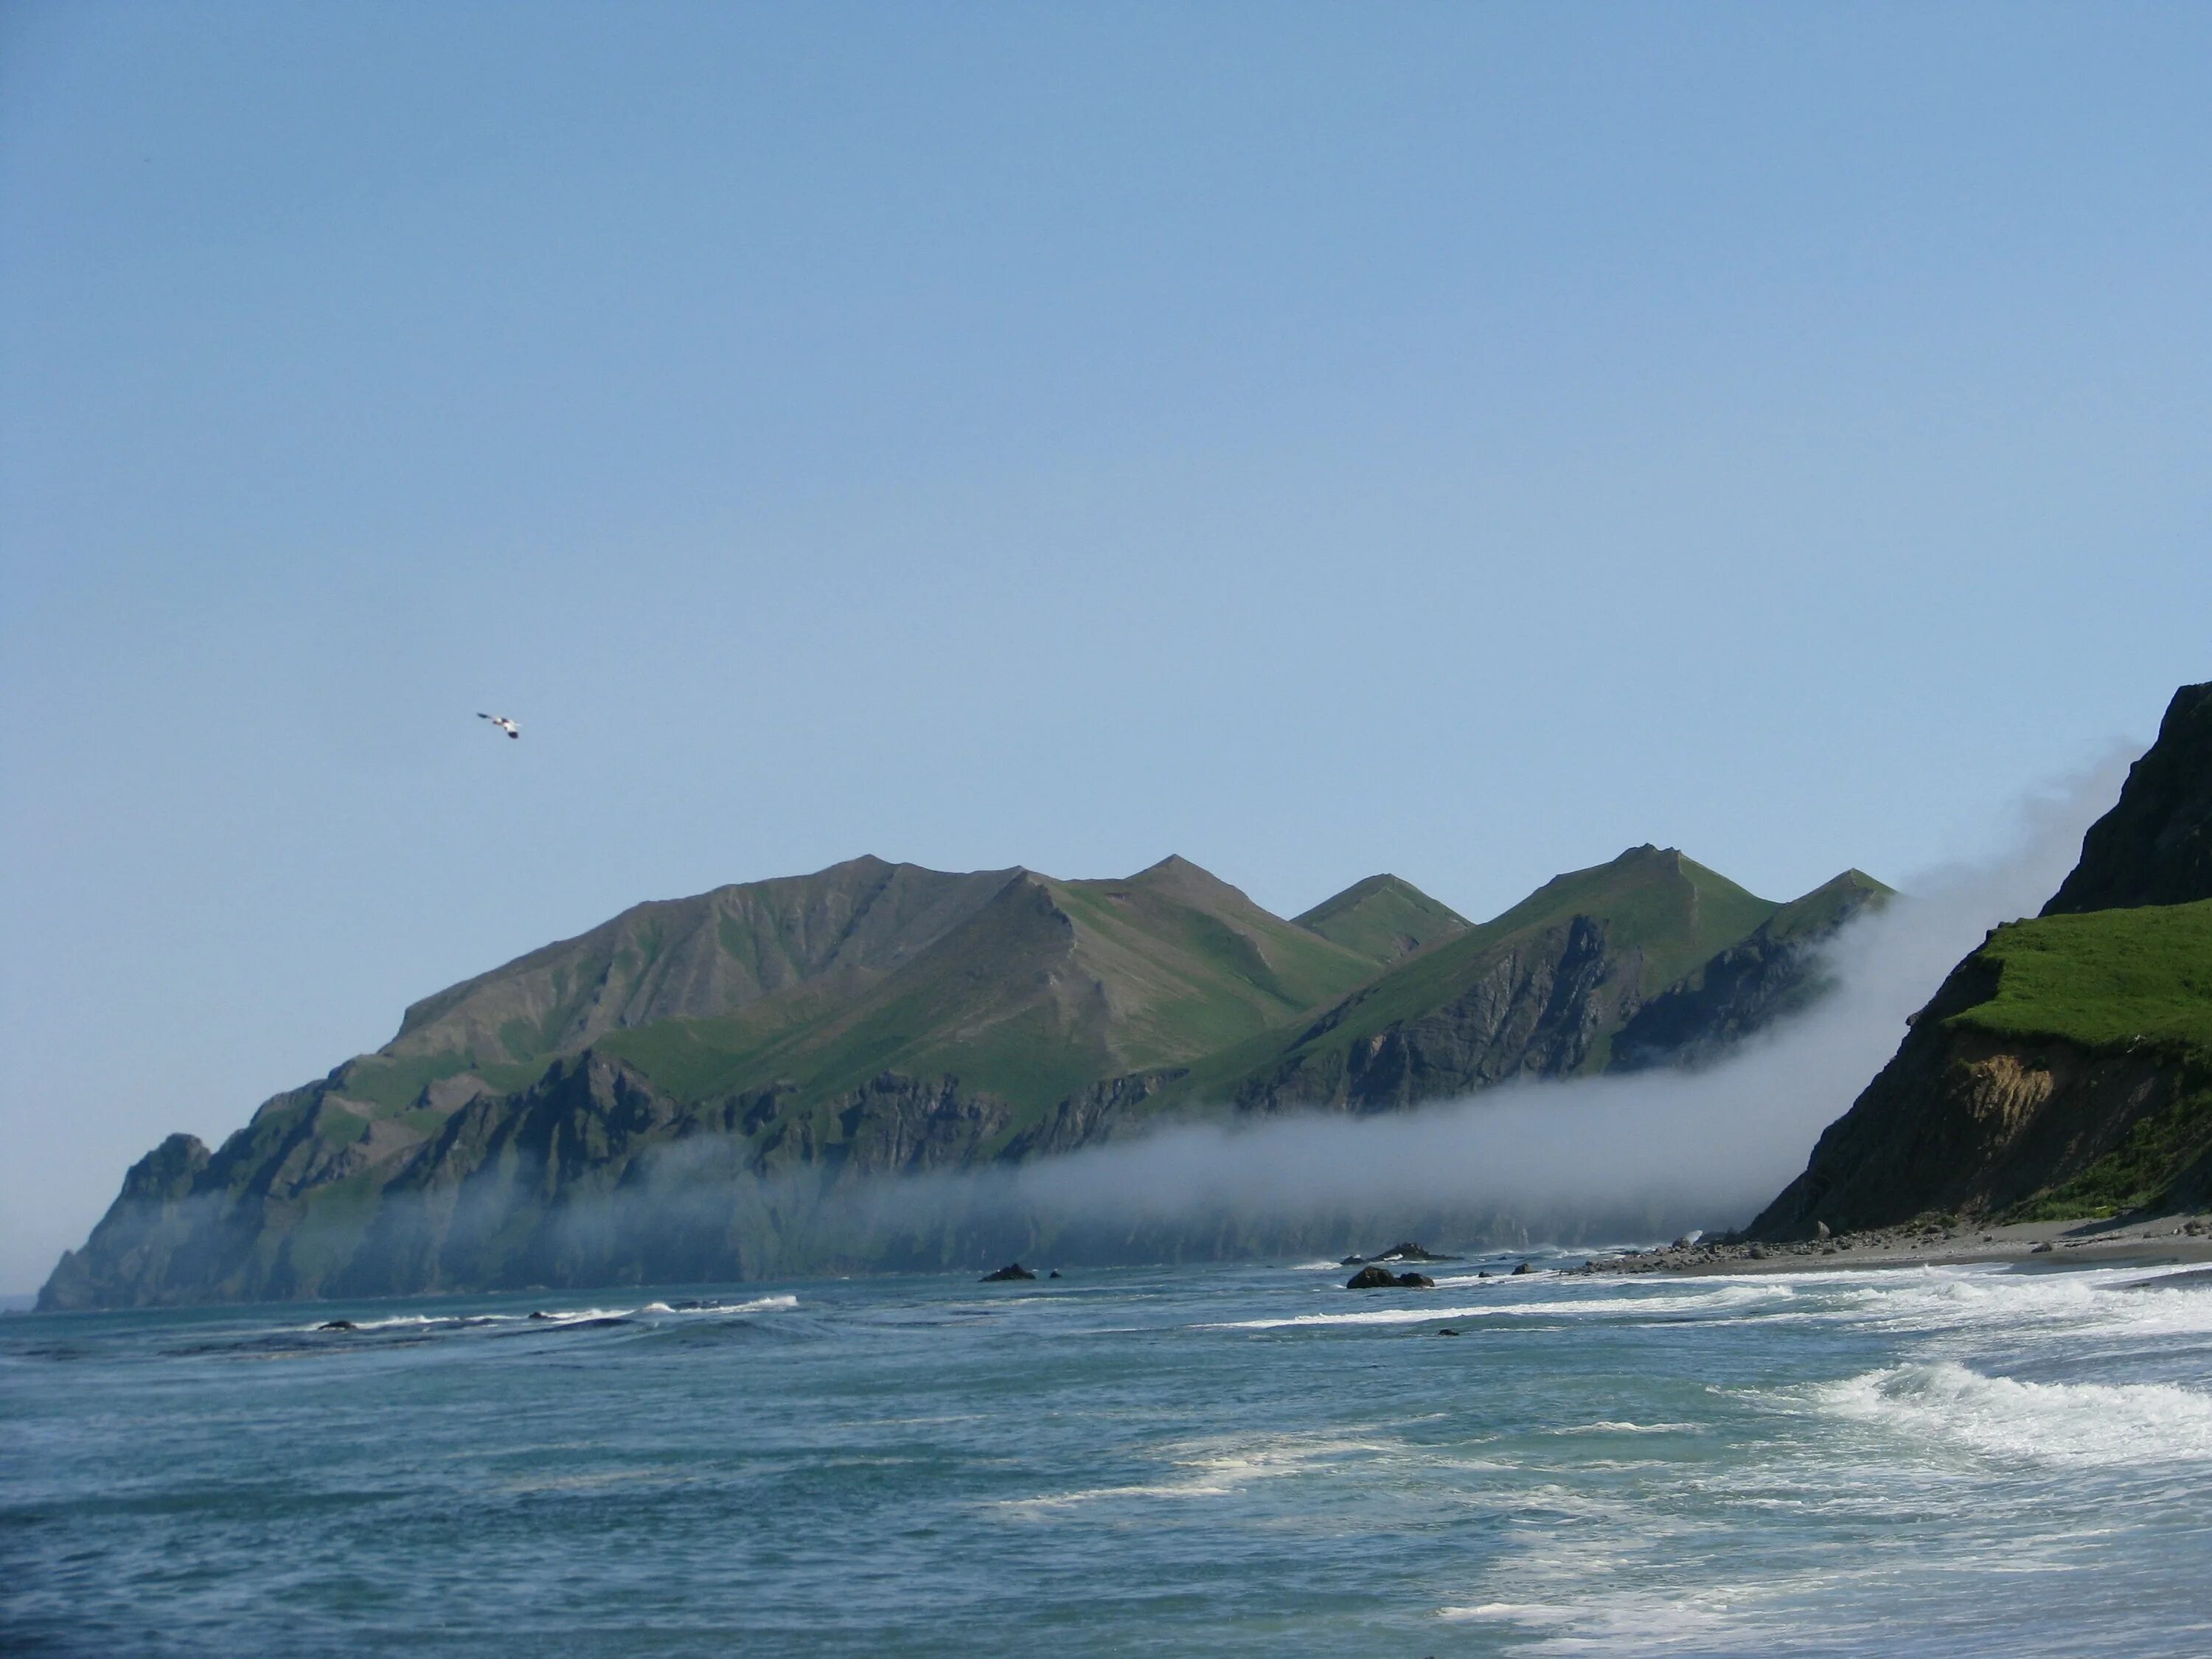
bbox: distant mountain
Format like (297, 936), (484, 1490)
(1293, 874), (1470, 964)
(1169, 849), (1885, 1115)
(1752, 682), (2212, 1239)
(43, 846), (1880, 1307)
(1610, 870), (1891, 1071)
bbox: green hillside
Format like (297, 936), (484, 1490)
(588, 855), (1381, 1132)
(1947, 900), (2212, 1055)
(1280, 845), (1776, 1051)
(1764, 869), (1894, 942)
(1293, 874), (1470, 963)
(380, 855), (1020, 1069)
(1160, 846), (1798, 1110)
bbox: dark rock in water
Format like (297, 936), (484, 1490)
(1048, 1270), (1061, 1279)
(1369, 1241), (1455, 1262)
(529, 1310), (557, 1320)
(1436, 1327), (1460, 1336)
(317, 1319), (356, 1332)
(1339, 1254), (1366, 1266)
(1478, 1270), (1495, 1279)
(1510, 1261), (1534, 1276)
(980, 1262), (1037, 1282)
(1347, 1265), (1434, 1289)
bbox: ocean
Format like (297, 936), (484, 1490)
(6, 1249), (2211, 1656)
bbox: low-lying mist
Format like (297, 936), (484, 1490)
(818, 751), (2138, 1259)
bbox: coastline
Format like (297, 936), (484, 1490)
(1579, 1211), (2212, 1279)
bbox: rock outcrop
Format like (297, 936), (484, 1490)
(2044, 683), (2212, 915)
(1346, 1266), (1436, 1289)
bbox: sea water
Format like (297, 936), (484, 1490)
(6, 1250), (2212, 1656)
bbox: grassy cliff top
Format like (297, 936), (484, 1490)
(1947, 898), (2212, 1054)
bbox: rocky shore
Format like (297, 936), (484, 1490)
(1577, 1211), (2212, 1278)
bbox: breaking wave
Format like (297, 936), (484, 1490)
(1813, 1360), (2212, 1466)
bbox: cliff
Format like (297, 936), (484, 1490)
(1752, 681), (2212, 1239)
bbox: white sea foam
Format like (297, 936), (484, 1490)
(295, 1293), (798, 1334)
(992, 1431), (1391, 1514)
(723, 1293), (799, 1313)
(1203, 1280), (1792, 1330)
(1814, 1360), (2212, 1466)
(293, 1311), (509, 1333)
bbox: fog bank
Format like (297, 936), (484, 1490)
(826, 748), (2140, 1255)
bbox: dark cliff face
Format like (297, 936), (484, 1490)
(1233, 915), (1634, 1113)
(1608, 931), (1820, 1070)
(35, 1057), (1186, 1307)
(1747, 950), (2189, 1237)
(1610, 873), (1888, 1071)
(2045, 681), (2212, 915)
(1750, 680), (2212, 1239)
(1750, 956), (2211, 1239)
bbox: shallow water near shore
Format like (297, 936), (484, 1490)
(7, 1250), (2212, 1656)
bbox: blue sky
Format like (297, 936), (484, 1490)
(3, 2), (2208, 1290)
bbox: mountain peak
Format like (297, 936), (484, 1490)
(1294, 873), (1470, 964)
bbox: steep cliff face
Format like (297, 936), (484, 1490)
(1752, 682), (2212, 1239)
(1229, 914), (1629, 1111)
(41, 1057), (1076, 1307)
(2044, 682), (2212, 915)
(1610, 872), (1889, 1071)
(1750, 945), (2212, 1237)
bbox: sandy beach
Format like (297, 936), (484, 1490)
(1582, 1212), (2212, 1279)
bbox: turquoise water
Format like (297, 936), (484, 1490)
(7, 1250), (2212, 1655)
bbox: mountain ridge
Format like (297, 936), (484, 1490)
(43, 846), (1883, 1307)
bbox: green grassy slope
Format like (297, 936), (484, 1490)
(1764, 869), (1894, 942)
(1950, 902), (2212, 1222)
(1295, 845), (1776, 1046)
(378, 856), (1021, 1068)
(1160, 845), (1783, 1105)
(1293, 874), (1470, 963)
(1946, 900), (2212, 1054)
(594, 855), (1381, 1125)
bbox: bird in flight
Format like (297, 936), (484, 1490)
(478, 713), (521, 740)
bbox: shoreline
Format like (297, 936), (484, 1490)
(1579, 1211), (2212, 1279)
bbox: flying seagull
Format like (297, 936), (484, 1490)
(478, 713), (521, 740)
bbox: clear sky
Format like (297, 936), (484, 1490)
(2, 2), (2208, 1292)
